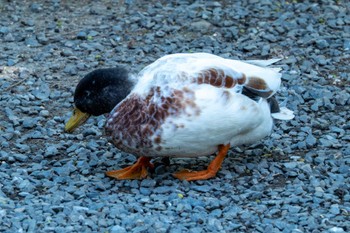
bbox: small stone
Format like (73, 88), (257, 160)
(13, 153), (28, 162)
(45, 145), (59, 157)
(310, 101), (320, 111)
(16, 143), (30, 153)
(155, 30), (166, 37)
(328, 227), (345, 233)
(335, 91), (349, 106)
(192, 185), (212, 192)
(37, 33), (48, 44)
(262, 34), (277, 42)
(344, 39), (350, 51)
(283, 162), (299, 169)
(63, 65), (78, 75)
(77, 31), (87, 40)
(82, 128), (99, 137)
(110, 225), (127, 233)
(210, 209), (222, 217)
(7, 59), (17, 66)
(291, 229), (303, 233)
(315, 39), (329, 49)
(60, 49), (74, 57)
(18, 179), (35, 193)
(22, 19), (35, 26)
(329, 204), (340, 215)
(22, 117), (37, 129)
(153, 186), (173, 194)
(39, 110), (50, 117)
(190, 20), (212, 32)
(51, 206), (64, 213)
(88, 30), (99, 37)
(4, 33), (15, 42)
(243, 44), (257, 51)
(112, 25), (123, 31)
(30, 3), (42, 13)
(139, 187), (151, 195)
(306, 134), (317, 147)
(32, 82), (51, 100)
(25, 37), (41, 47)
(319, 138), (332, 148)
(300, 164), (312, 174)
(207, 1), (222, 7)
(140, 179), (156, 187)
(0, 26), (9, 34)
(261, 44), (270, 56)
(296, 141), (306, 149)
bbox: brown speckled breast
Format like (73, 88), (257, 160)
(105, 86), (198, 156)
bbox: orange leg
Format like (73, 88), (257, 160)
(105, 156), (154, 180)
(173, 144), (230, 181)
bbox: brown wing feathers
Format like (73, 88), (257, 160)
(195, 68), (273, 99)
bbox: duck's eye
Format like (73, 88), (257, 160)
(85, 90), (91, 96)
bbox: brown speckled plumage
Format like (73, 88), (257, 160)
(105, 85), (199, 156)
(195, 68), (246, 88)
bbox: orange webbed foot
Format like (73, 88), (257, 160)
(173, 144), (230, 181)
(105, 156), (154, 180)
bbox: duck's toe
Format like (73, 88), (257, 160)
(105, 156), (153, 180)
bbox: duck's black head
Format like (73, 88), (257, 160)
(74, 67), (133, 116)
(65, 67), (134, 132)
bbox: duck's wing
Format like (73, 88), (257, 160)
(132, 53), (282, 100)
(189, 55), (294, 121)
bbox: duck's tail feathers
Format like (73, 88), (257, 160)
(271, 107), (295, 120)
(244, 58), (282, 67)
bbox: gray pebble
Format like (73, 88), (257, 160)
(329, 204), (340, 215)
(39, 110), (50, 117)
(7, 59), (17, 66)
(328, 227), (345, 233)
(155, 30), (166, 37)
(344, 39), (350, 51)
(315, 39), (329, 49)
(25, 37), (41, 47)
(30, 3), (42, 13)
(192, 185), (212, 192)
(22, 117), (38, 129)
(110, 225), (127, 233)
(335, 91), (349, 105)
(306, 134), (317, 147)
(77, 31), (87, 40)
(283, 162), (299, 169)
(63, 65), (78, 75)
(13, 153), (28, 162)
(190, 20), (212, 32)
(32, 82), (51, 100)
(140, 179), (157, 187)
(0, 26), (9, 34)
(4, 33), (15, 42)
(45, 145), (59, 157)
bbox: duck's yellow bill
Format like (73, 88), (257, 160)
(65, 107), (90, 133)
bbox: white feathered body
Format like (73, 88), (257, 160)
(105, 53), (293, 158)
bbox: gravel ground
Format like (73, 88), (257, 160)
(0, 0), (349, 232)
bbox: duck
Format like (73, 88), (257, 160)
(65, 53), (294, 181)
